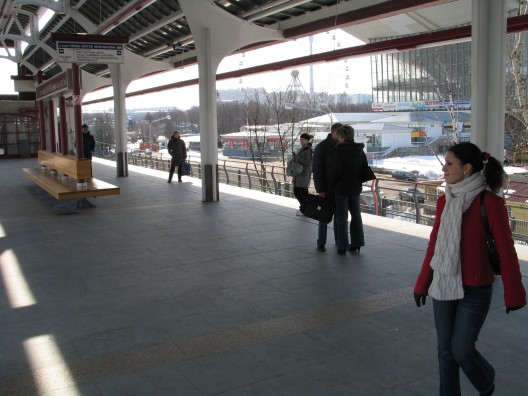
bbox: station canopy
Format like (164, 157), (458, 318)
(0, 0), (485, 83)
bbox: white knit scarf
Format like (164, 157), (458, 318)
(428, 172), (486, 300)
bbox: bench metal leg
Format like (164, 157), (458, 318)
(76, 198), (97, 209)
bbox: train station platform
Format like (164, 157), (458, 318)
(1, 157), (528, 396)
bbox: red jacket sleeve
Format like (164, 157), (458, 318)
(486, 194), (527, 308)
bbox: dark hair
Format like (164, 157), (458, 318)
(331, 122), (343, 133)
(448, 142), (506, 193)
(336, 124), (355, 142)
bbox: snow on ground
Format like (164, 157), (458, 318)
(374, 156), (444, 180)
(375, 155), (527, 180)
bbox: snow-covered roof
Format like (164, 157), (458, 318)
(352, 123), (414, 132)
(302, 111), (471, 126)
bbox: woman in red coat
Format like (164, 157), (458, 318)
(414, 142), (526, 396)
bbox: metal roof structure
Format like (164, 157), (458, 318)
(0, 0), (490, 86)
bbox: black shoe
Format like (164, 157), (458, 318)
(168, 180), (172, 183)
(317, 245), (326, 252)
(348, 246), (361, 253)
(480, 384), (494, 396)
(178, 179), (182, 182)
(337, 250), (346, 256)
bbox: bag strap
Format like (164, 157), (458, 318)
(480, 191), (497, 252)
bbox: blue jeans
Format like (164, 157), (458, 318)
(432, 285), (494, 396)
(334, 193), (364, 251)
(317, 218), (336, 247)
(317, 193), (336, 247)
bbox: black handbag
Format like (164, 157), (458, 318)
(304, 194), (335, 223)
(361, 165), (376, 182)
(480, 191), (501, 275)
(361, 155), (376, 182)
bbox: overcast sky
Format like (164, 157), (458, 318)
(1, 29), (372, 110)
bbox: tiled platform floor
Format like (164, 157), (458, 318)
(1, 157), (527, 396)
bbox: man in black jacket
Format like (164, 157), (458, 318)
(82, 124), (96, 160)
(312, 122), (342, 252)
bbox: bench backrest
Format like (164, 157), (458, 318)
(38, 151), (92, 180)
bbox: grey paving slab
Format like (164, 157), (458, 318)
(1, 158), (528, 395)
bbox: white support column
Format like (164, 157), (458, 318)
(471, 0), (506, 160)
(179, 0), (282, 202)
(196, 27), (219, 201)
(109, 63), (129, 177)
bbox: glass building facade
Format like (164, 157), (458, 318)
(371, 41), (472, 106)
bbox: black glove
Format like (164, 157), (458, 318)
(506, 306), (524, 314)
(414, 293), (426, 307)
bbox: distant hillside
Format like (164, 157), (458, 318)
(216, 89), (371, 104)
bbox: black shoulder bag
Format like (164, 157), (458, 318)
(360, 155), (376, 182)
(479, 191), (501, 275)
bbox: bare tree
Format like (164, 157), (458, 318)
(242, 88), (274, 191)
(263, 89), (296, 168)
(186, 106), (200, 133)
(505, 0), (528, 157)
(91, 112), (115, 144)
(217, 100), (245, 135)
(168, 108), (193, 135)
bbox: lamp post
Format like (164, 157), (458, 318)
(148, 115), (171, 148)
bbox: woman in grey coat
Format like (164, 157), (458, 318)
(293, 133), (313, 216)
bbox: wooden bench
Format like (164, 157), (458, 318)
(22, 150), (120, 202)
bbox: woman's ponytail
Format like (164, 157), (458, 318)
(483, 156), (506, 193)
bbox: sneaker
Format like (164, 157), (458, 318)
(296, 210), (304, 216)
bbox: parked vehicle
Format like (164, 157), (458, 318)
(392, 170), (417, 181)
(399, 187), (425, 203)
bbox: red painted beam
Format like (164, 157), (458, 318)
(507, 14), (528, 33)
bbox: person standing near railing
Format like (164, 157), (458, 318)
(293, 133), (313, 216)
(167, 130), (187, 183)
(331, 125), (365, 255)
(414, 142), (526, 396)
(312, 122), (342, 252)
(82, 124), (95, 160)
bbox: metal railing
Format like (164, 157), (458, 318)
(95, 150), (528, 244)
(126, 151), (296, 198)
